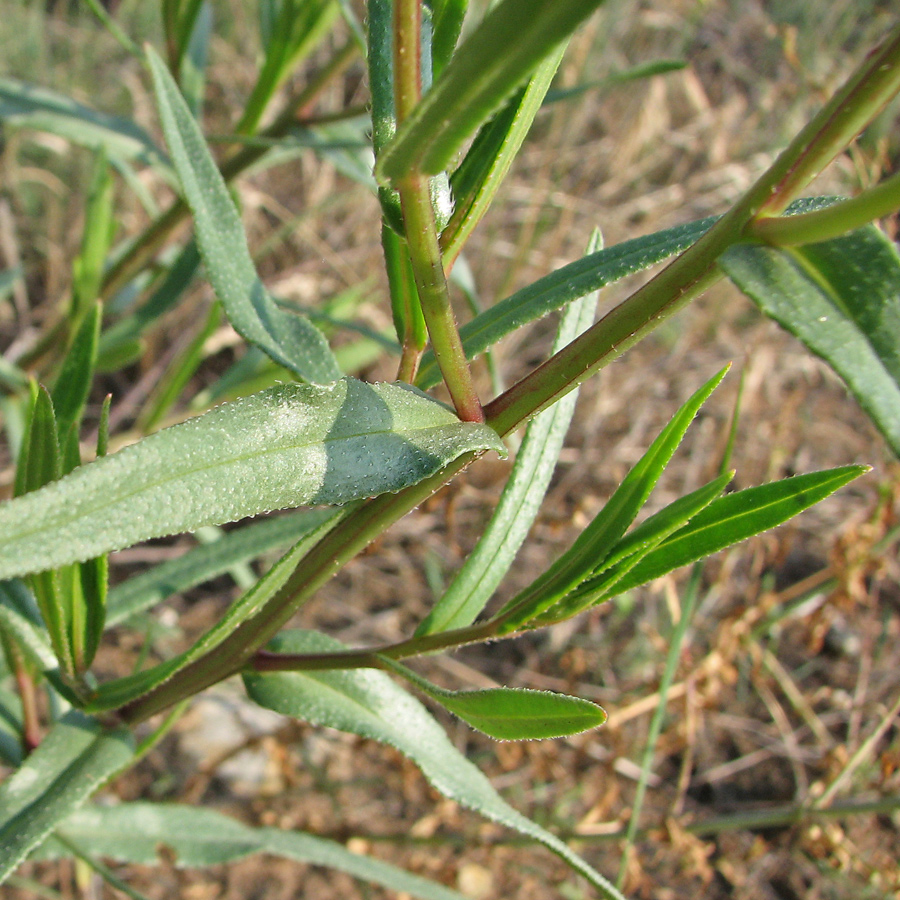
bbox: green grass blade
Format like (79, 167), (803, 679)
(0, 711), (134, 886)
(380, 657), (606, 740)
(178, 1), (213, 118)
(417, 231), (603, 635)
(0, 379), (505, 582)
(544, 58), (686, 105)
(16, 384), (61, 499)
(106, 508), (334, 626)
(146, 47), (341, 384)
(136, 301), (221, 432)
(496, 368), (729, 633)
(417, 215), (717, 390)
(244, 630), (627, 899)
(722, 223), (900, 457)
(608, 466), (869, 597)
(376, 0), (606, 180)
(41, 803), (468, 900)
(430, 0), (468, 76)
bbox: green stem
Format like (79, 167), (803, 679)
(113, 26), (900, 725)
(117, 454), (480, 724)
(391, 0), (482, 419)
(250, 618), (499, 672)
(398, 174), (484, 421)
(759, 21), (900, 217)
(484, 24), (900, 437)
(393, 0), (422, 124)
(99, 38), (358, 302)
(750, 168), (900, 246)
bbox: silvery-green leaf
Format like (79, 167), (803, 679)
(0, 379), (505, 581)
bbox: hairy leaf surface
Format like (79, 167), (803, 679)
(0, 379), (504, 581)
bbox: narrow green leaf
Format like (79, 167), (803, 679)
(532, 473), (732, 626)
(380, 657), (606, 740)
(0, 378), (504, 582)
(417, 214), (717, 390)
(40, 803), (468, 900)
(178, 1), (213, 118)
(721, 225), (900, 457)
(0, 711), (134, 885)
(16, 384), (61, 499)
(146, 47), (341, 384)
(72, 151), (115, 316)
(497, 368), (729, 633)
(430, 0), (468, 76)
(51, 302), (102, 442)
(442, 44), (565, 264)
(106, 509), (334, 626)
(0, 78), (170, 174)
(376, 0), (606, 180)
(418, 231), (602, 635)
(14, 387), (72, 670)
(607, 466), (868, 597)
(244, 630), (626, 899)
(382, 224), (426, 348)
(169, 0), (206, 70)
(544, 58), (687, 105)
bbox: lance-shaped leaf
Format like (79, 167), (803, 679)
(441, 44), (565, 265)
(39, 803), (467, 900)
(245, 631), (626, 899)
(721, 225), (900, 458)
(376, 0), (606, 181)
(594, 466), (868, 600)
(0, 378), (505, 582)
(146, 47), (341, 384)
(0, 711), (134, 885)
(531, 473), (733, 627)
(51, 302), (102, 444)
(496, 367), (728, 633)
(379, 657), (606, 740)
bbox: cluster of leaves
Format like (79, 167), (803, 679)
(0, 2), (899, 898)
